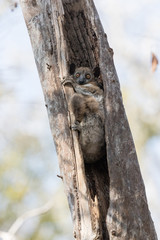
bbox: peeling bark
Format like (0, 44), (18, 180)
(20, 0), (157, 239)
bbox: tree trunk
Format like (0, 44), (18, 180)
(20, 0), (157, 239)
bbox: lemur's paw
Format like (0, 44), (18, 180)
(62, 76), (73, 86)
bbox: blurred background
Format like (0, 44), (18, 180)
(0, 0), (159, 239)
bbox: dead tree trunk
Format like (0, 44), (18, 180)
(20, 0), (157, 239)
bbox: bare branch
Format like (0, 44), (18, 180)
(8, 200), (54, 235)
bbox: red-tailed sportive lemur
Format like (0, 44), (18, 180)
(63, 65), (106, 163)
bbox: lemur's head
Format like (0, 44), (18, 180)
(70, 64), (100, 85)
(73, 67), (94, 85)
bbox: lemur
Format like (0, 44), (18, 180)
(63, 65), (106, 163)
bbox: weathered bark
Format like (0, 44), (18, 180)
(20, 0), (157, 239)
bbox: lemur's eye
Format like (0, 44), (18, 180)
(86, 74), (91, 79)
(76, 73), (80, 78)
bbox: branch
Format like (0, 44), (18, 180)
(8, 200), (54, 235)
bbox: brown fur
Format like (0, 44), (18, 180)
(63, 67), (106, 163)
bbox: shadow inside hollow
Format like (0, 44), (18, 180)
(85, 158), (110, 240)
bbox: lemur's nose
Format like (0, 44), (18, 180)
(78, 76), (85, 85)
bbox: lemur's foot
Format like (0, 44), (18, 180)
(71, 121), (81, 132)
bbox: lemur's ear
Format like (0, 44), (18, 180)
(94, 66), (100, 78)
(69, 63), (76, 75)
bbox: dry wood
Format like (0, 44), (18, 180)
(20, 0), (157, 239)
